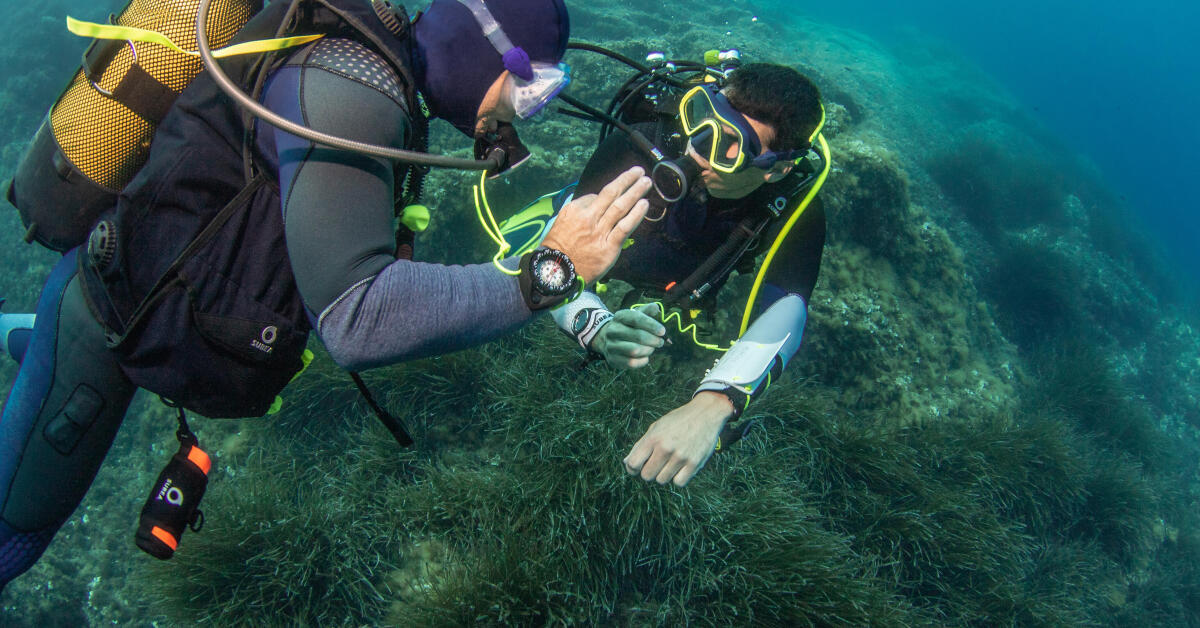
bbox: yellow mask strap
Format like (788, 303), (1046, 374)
(67, 16), (323, 59)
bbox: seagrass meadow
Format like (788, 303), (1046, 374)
(2, 0), (1199, 625)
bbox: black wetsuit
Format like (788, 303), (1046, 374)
(545, 122), (825, 422)
(576, 123), (825, 314)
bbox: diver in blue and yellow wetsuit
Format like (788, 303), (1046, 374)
(508, 63), (828, 487)
(0, 0), (651, 592)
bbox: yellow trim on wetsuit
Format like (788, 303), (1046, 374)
(739, 133), (831, 335)
(498, 192), (557, 257)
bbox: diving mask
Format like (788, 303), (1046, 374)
(679, 84), (819, 174)
(509, 61), (571, 119)
(457, 0), (570, 119)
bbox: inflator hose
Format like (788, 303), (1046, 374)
(195, 0), (503, 171)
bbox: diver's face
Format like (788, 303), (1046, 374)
(687, 113), (793, 199)
(475, 71), (517, 135)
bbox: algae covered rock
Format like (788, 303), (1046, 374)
(823, 135), (911, 260)
(802, 132), (1018, 424)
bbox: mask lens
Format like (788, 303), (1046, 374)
(679, 86), (748, 172)
(688, 127), (715, 161)
(716, 125), (743, 161)
(681, 88), (715, 131)
(511, 62), (571, 120)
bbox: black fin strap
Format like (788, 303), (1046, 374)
(349, 372), (414, 446)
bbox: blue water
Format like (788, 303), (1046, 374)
(777, 0), (1200, 288)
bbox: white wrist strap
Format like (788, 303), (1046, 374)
(550, 291), (612, 349)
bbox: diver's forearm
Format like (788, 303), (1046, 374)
(694, 294), (808, 415)
(317, 258), (533, 370)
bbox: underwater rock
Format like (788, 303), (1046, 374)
(926, 126), (1069, 240)
(822, 135), (910, 260)
(1, 0), (1198, 624)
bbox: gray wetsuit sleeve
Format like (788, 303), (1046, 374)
(264, 39), (532, 370)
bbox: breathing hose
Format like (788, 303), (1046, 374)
(195, 0), (503, 171)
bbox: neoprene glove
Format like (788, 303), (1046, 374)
(590, 303), (667, 368)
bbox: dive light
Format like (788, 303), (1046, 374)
(135, 437), (210, 559)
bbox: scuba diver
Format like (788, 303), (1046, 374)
(501, 58), (829, 487)
(0, 0), (651, 591)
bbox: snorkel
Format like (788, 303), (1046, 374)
(449, 0), (571, 175)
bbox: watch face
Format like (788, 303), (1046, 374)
(531, 248), (575, 295)
(534, 257), (569, 292)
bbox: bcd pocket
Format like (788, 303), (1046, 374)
(108, 274), (308, 419)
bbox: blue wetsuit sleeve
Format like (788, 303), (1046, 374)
(263, 42), (532, 370)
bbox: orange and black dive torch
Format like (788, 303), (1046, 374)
(135, 405), (211, 559)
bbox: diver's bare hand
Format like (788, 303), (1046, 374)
(623, 392), (735, 487)
(542, 167), (651, 282)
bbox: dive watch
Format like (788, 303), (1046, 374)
(519, 246), (579, 310)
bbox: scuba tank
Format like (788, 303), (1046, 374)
(5, 0), (514, 254)
(5, 0), (263, 252)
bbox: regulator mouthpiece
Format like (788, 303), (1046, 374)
(474, 121), (531, 177)
(652, 153), (702, 203)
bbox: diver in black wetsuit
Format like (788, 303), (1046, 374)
(0, 0), (651, 591)
(545, 63), (828, 486)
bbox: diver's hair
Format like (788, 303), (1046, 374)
(724, 63), (822, 152)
